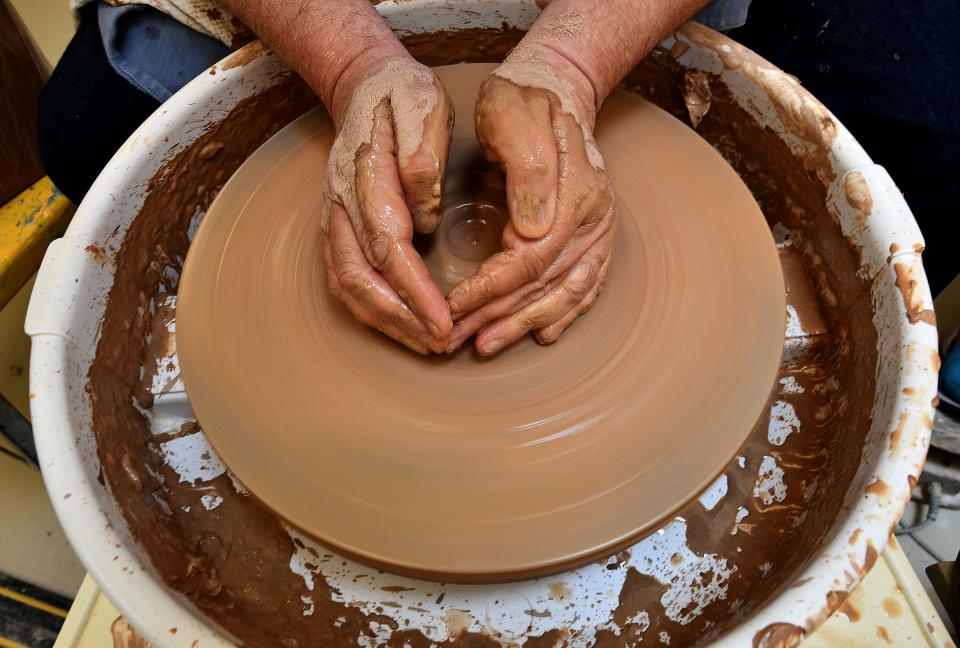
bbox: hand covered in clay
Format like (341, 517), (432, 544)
(322, 56), (454, 354)
(446, 47), (615, 355)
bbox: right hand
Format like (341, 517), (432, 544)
(445, 48), (616, 356)
(322, 55), (454, 354)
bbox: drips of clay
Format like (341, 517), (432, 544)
(177, 63), (786, 582)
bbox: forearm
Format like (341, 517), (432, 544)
(521, 0), (710, 110)
(217, 0), (406, 123)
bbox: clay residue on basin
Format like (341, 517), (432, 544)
(87, 28), (878, 647)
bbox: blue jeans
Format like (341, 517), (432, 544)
(96, 2), (229, 103)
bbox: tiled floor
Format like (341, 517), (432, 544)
(897, 496), (959, 638)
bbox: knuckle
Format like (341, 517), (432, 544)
(593, 187), (615, 220)
(567, 258), (602, 298)
(518, 253), (547, 283)
(527, 281), (553, 304)
(518, 157), (550, 180)
(565, 274), (593, 300)
(325, 268), (344, 299)
(471, 275), (498, 304)
(579, 288), (601, 315)
(337, 265), (372, 299)
(517, 315), (539, 334)
(388, 307), (410, 328)
(364, 231), (396, 270)
(478, 300), (502, 322)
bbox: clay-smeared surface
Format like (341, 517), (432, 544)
(85, 28), (881, 648)
(176, 63), (785, 582)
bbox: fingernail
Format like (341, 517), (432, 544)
(480, 337), (507, 356)
(517, 196), (543, 231)
(530, 203), (546, 229)
(517, 197), (545, 237)
(446, 338), (465, 354)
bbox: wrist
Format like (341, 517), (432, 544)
(317, 43), (411, 126)
(501, 42), (599, 127)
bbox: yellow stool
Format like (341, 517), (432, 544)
(0, 177), (74, 312)
(1, 176), (73, 461)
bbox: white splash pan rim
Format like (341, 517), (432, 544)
(27, 1), (938, 646)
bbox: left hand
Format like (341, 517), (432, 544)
(322, 56), (454, 354)
(446, 47), (616, 355)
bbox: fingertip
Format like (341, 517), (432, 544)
(409, 341), (431, 356)
(425, 311), (453, 345)
(534, 328), (560, 345)
(446, 291), (466, 319)
(411, 206), (443, 235)
(476, 331), (509, 356)
(478, 340), (504, 356)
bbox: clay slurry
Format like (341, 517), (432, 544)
(175, 63), (786, 582)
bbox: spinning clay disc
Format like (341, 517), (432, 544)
(177, 63), (786, 582)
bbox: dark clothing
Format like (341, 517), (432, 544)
(37, 4), (160, 205)
(37, 2), (227, 205)
(731, 0), (960, 295)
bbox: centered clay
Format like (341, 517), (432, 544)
(176, 63), (786, 582)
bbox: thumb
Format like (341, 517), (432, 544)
(475, 78), (558, 239)
(393, 79), (454, 235)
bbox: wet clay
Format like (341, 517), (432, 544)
(176, 63), (786, 582)
(87, 28), (879, 648)
(419, 163), (509, 294)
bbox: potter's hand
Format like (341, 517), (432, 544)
(217, 0), (708, 355)
(215, 0), (457, 354)
(322, 56), (454, 354)
(446, 47), (615, 355)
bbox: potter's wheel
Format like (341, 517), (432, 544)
(177, 63), (785, 582)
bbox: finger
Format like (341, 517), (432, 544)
(446, 274), (565, 353)
(393, 79), (453, 234)
(535, 255), (611, 345)
(474, 244), (606, 356)
(446, 197), (612, 320)
(445, 213), (613, 352)
(324, 233), (430, 355)
(328, 262), (431, 355)
(447, 100), (611, 318)
(348, 298), (431, 355)
(325, 201), (438, 354)
(446, 237), (557, 317)
(476, 77), (557, 238)
(354, 99), (452, 343)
